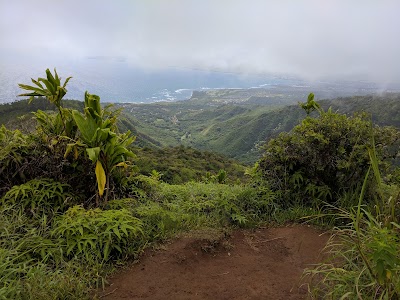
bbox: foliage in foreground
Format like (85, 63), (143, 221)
(307, 206), (400, 299)
(0, 176), (285, 299)
(53, 205), (143, 261)
(305, 141), (400, 299)
(15, 69), (136, 205)
(0, 204), (95, 299)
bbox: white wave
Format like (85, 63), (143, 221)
(174, 88), (191, 94)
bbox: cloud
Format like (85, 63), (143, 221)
(1, 0), (400, 83)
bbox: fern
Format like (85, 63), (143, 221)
(52, 206), (143, 261)
(1, 178), (74, 215)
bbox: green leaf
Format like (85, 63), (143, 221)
(38, 78), (56, 95)
(86, 147), (101, 162)
(46, 68), (57, 85)
(31, 78), (44, 89)
(53, 68), (61, 86)
(112, 227), (121, 239)
(18, 84), (48, 96)
(64, 143), (75, 159)
(63, 76), (73, 88)
(72, 110), (98, 144)
(103, 241), (110, 260)
(114, 161), (128, 168)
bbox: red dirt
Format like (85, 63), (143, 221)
(98, 225), (330, 300)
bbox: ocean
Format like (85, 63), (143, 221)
(0, 58), (397, 104)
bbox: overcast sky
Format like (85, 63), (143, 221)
(1, 0), (399, 83)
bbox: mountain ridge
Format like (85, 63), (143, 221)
(1, 91), (399, 163)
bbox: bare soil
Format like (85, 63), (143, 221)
(98, 225), (330, 300)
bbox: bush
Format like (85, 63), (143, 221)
(53, 206), (143, 261)
(155, 182), (277, 227)
(0, 124), (96, 202)
(1, 178), (74, 216)
(0, 125), (34, 194)
(305, 144), (400, 299)
(259, 110), (399, 207)
(135, 202), (189, 239)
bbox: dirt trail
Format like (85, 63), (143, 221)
(98, 225), (329, 300)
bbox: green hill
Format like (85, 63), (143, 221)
(2, 92), (400, 164)
(135, 146), (246, 184)
(117, 92), (400, 163)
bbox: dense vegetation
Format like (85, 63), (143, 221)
(115, 92), (400, 163)
(259, 108), (399, 208)
(134, 146), (246, 184)
(1, 69), (400, 299)
(2, 91), (400, 164)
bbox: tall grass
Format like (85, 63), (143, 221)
(305, 134), (400, 299)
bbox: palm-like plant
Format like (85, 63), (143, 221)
(68, 92), (135, 205)
(299, 93), (322, 115)
(19, 69), (136, 206)
(18, 68), (72, 133)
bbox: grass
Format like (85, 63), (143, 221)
(304, 142), (400, 299)
(1, 174), (333, 299)
(2, 90), (400, 299)
(0, 179), (288, 299)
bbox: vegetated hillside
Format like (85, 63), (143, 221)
(4, 69), (400, 299)
(323, 93), (400, 127)
(0, 98), (84, 132)
(187, 88), (299, 105)
(119, 92), (400, 163)
(0, 98), (248, 183)
(2, 92), (400, 164)
(135, 146), (246, 184)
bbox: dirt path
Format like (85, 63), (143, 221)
(98, 225), (329, 300)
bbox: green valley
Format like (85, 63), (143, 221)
(2, 91), (400, 164)
(117, 91), (400, 163)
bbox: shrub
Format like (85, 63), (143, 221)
(0, 124), (95, 202)
(0, 125), (34, 194)
(306, 144), (400, 299)
(52, 206), (143, 261)
(18, 70), (136, 206)
(156, 182), (277, 227)
(1, 178), (74, 216)
(259, 110), (399, 207)
(135, 202), (188, 239)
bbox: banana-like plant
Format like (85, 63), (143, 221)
(299, 93), (322, 115)
(19, 68), (73, 135)
(67, 92), (135, 205)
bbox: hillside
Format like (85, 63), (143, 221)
(1, 92), (400, 163)
(135, 146), (246, 184)
(118, 92), (400, 163)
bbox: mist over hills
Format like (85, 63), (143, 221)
(1, 60), (399, 104)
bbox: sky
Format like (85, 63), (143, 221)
(1, 0), (400, 84)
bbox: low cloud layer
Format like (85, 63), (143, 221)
(1, 0), (399, 83)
